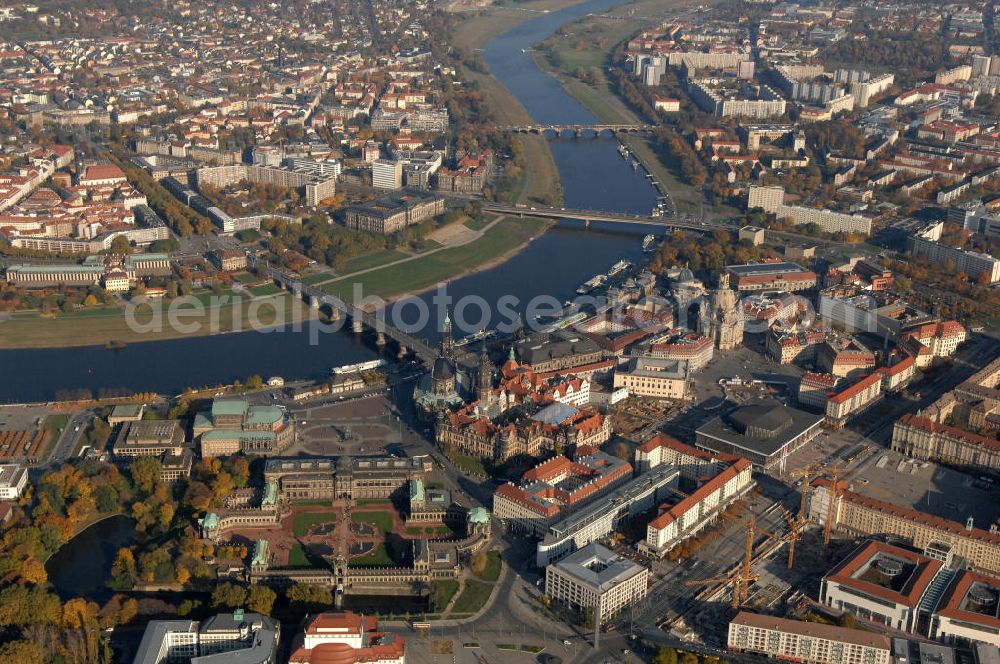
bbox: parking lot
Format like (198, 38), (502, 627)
(847, 447), (1000, 528)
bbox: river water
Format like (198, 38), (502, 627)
(0, 0), (658, 403)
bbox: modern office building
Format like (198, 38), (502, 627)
(820, 540), (945, 633)
(545, 543), (649, 625)
(372, 159), (403, 190)
(535, 464), (679, 566)
(134, 610), (279, 664)
(930, 570), (1000, 647)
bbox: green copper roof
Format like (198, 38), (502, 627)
(410, 479), (425, 502)
(245, 405), (283, 427)
(469, 507), (490, 524)
(262, 481), (278, 506)
(212, 399), (248, 419)
(251, 539), (269, 567)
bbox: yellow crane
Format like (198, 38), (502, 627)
(777, 505), (801, 569)
(823, 467), (846, 545)
(687, 514), (760, 609)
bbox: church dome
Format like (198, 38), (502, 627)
(432, 356), (455, 380)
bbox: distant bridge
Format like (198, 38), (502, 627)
(495, 124), (658, 136)
(482, 204), (733, 232)
(269, 267), (437, 362)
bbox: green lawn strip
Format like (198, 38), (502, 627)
(292, 511), (337, 537)
(355, 499), (392, 506)
(233, 273), (258, 284)
(0, 293), (305, 348)
(452, 454), (488, 477)
(451, 580), (494, 614)
(463, 216), (493, 231)
(430, 580), (459, 612)
(474, 550), (502, 582)
(343, 249), (410, 274)
(319, 219), (547, 304)
(248, 283), (282, 297)
(348, 542), (394, 567)
(351, 511), (393, 533)
(409, 238), (442, 253)
(288, 542), (314, 567)
(302, 272), (334, 285)
(40, 414), (71, 459)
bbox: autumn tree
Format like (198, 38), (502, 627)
(246, 584), (277, 615)
(286, 584), (333, 612)
(211, 583), (248, 609)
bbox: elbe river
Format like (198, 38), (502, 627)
(0, 0), (659, 403)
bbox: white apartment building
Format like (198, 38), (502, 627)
(0, 464), (27, 500)
(910, 223), (1000, 284)
(775, 204), (873, 235)
(545, 543), (649, 625)
(747, 184), (785, 212)
(642, 458), (754, 557)
(372, 159), (403, 190)
(728, 612), (892, 664)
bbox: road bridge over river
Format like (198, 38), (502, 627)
(269, 267), (437, 362)
(482, 203), (735, 232)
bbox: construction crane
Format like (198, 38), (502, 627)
(687, 514), (760, 610)
(777, 505), (801, 569)
(822, 467), (846, 545)
(789, 466), (820, 519)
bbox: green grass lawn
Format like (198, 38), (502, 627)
(351, 511), (393, 533)
(452, 454), (488, 477)
(474, 550), (502, 582)
(302, 272), (333, 285)
(248, 283), (283, 297)
(343, 249), (410, 274)
(292, 511), (337, 537)
(463, 216), (493, 231)
(349, 542), (394, 567)
(409, 238), (442, 253)
(233, 273), (258, 284)
(41, 413), (71, 459)
(0, 292), (307, 348)
(320, 218), (548, 303)
(288, 542), (314, 567)
(451, 580), (494, 614)
(430, 580), (460, 612)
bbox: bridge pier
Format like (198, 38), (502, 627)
(375, 331), (386, 346)
(398, 345), (408, 359)
(351, 318), (363, 334)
